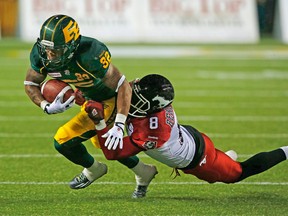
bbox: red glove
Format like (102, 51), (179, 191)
(85, 100), (104, 124)
(74, 88), (86, 106)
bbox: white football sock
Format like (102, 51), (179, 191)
(83, 160), (105, 181)
(130, 161), (158, 186)
(130, 161), (146, 176)
(280, 146), (288, 159)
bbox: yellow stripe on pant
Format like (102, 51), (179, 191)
(54, 97), (116, 148)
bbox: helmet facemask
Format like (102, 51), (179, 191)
(129, 75), (174, 118)
(129, 79), (151, 118)
(37, 38), (78, 71)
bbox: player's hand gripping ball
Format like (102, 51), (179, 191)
(40, 79), (75, 114)
(40, 79), (74, 103)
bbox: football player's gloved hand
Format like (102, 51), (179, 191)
(102, 123), (124, 150)
(41, 87), (75, 114)
(84, 100), (104, 124)
(102, 114), (126, 150)
(74, 88), (86, 106)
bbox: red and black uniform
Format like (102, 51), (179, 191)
(97, 105), (244, 183)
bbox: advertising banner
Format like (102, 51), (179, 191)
(274, 0), (288, 44)
(19, 0), (259, 43)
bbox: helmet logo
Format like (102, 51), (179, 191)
(62, 20), (80, 43)
(152, 95), (171, 108)
(143, 141), (157, 149)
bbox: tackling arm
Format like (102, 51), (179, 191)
(96, 123), (142, 160)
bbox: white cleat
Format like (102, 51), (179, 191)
(225, 150), (238, 161)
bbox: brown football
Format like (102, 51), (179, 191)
(40, 79), (74, 103)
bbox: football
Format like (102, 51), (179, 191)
(40, 79), (74, 103)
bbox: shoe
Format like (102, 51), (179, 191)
(132, 185), (149, 198)
(132, 165), (158, 198)
(69, 162), (107, 189)
(225, 150), (238, 161)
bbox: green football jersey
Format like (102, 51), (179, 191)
(30, 36), (116, 101)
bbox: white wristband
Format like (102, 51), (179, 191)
(24, 80), (40, 86)
(95, 120), (106, 130)
(40, 100), (49, 110)
(115, 113), (127, 124)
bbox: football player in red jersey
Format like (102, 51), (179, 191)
(85, 74), (288, 198)
(24, 15), (157, 197)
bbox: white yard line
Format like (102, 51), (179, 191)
(0, 153), (253, 158)
(109, 46), (288, 59)
(1, 89), (287, 97)
(0, 181), (287, 186)
(0, 132), (287, 138)
(3, 47), (288, 59)
(1, 115), (288, 122)
(175, 102), (287, 109)
(177, 116), (288, 122)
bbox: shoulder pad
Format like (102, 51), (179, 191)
(76, 37), (111, 77)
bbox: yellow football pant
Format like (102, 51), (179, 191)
(54, 97), (116, 148)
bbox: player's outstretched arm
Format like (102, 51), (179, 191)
(84, 100), (142, 159)
(97, 122), (142, 160)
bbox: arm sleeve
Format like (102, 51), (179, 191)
(29, 43), (47, 74)
(96, 127), (142, 160)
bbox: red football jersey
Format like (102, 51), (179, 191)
(127, 105), (175, 149)
(127, 105), (197, 168)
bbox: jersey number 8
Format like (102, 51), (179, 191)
(149, 117), (158, 129)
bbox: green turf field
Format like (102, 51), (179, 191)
(0, 39), (287, 215)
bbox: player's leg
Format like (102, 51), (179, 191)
(93, 135), (157, 194)
(237, 146), (288, 181)
(54, 109), (108, 189)
(55, 99), (157, 193)
(55, 98), (119, 188)
(182, 133), (242, 183)
(117, 157), (158, 198)
(89, 98), (158, 197)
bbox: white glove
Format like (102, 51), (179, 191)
(102, 122), (125, 150)
(41, 86), (75, 114)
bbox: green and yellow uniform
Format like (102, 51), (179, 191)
(30, 36), (117, 148)
(27, 14), (139, 173)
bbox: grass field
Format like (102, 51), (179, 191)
(0, 39), (288, 215)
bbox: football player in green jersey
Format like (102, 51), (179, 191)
(24, 14), (157, 197)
